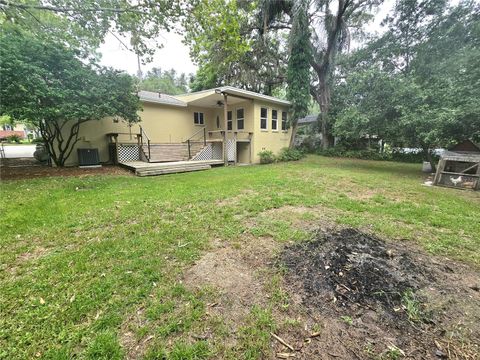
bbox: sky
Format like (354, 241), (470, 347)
(99, 1), (395, 77)
(98, 31), (197, 77)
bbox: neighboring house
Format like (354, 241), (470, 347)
(64, 86), (292, 170)
(0, 123), (34, 140)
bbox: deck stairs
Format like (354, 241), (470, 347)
(135, 160), (212, 177)
(121, 160), (224, 177)
(141, 142), (206, 162)
(117, 126), (222, 176)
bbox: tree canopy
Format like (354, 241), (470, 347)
(139, 68), (189, 95)
(183, 0), (286, 94)
(332, 0), (480, 169)
(0, 30), (141, 166)
(0, 0), (181, 59)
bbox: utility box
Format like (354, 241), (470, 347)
(77, 148), (101, 167)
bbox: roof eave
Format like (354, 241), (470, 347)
(139, 98), (187, 107)
(218, 87), (291, 106)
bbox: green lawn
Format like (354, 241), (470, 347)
(1, 155), (479, 359)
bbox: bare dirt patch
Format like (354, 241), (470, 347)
(280, 228), (480, 359)
(184, 236), (277, 323)
(0, 159), (131, 180)
(6, 246), (50, 277)
(119, 307), (152, 360)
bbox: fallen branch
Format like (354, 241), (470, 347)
(277, 353), (295, 359)
(271, 332), (295, 351)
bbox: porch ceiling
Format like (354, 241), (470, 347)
(187, 93), (249, 108)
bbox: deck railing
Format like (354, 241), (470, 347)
(185, 127), (206, 159)
(139, 126), (151, 161)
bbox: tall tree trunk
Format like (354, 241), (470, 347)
(289, 121), (299, 148)
(39, 120), (81, 167)
(316, 76), (331, 149)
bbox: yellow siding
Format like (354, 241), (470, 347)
(60, 102), (220, 166)
(58, 96), (291, 166)
(251, 100), (291, 163)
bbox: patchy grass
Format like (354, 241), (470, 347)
(0, 155), (479, 359)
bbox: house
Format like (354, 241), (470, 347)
(65, 86), (292, 174)
(0, 123), (36, 141)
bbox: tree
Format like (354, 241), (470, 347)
(381, 0), (447, 74)
(332, 1), (480, 170)
(261, 0), (381, 149)
(0, 30), (141, 166)
(184, 0), (287, 94)
(0, 0), (181, 60)
(140, 68), (190, 95)
(286, 0), (311, 147)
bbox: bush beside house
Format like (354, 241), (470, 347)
(316, 147), (440, 164)
(258, 147), (306, 164)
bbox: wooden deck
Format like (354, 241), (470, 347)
(120, 159), (224, 176)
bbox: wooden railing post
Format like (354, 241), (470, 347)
(187, 139), (191, 159)
(203, 127), (206, 146)
(223, 93), (228, 166)
(147, 139), (151, 160)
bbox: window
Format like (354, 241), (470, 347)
(281, 111), (287, 131)
(236, 108), (244, 130)
(260, 107), (268, 130)
(216, 115), (220, 129)
(194, 112), (204, 125)
(3, 124), (13, 131)
(227, 111), (233, 130)
(271, 110), (278, 131)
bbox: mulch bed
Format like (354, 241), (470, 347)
(0, 158), (132, 180)
(280, 228), (480, 359)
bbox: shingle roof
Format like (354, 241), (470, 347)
(138, 91), (187, 107)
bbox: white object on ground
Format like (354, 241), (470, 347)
(3, 145), (36, 158)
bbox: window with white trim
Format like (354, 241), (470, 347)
(227, 111), (233, 130)
(236, 108), (244, 130)
(271, 110), (278, 131)
(281, 111), (287, 131)
(194, 112), (204, 125)
(260, 107), (268, 130)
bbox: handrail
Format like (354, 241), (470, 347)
(185, 127), (207, 160)
(139, 126), (151, 161)
(185, 126), (206, 142)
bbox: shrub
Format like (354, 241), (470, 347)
(31, 137), (45, 144)
(316, 147), (439, 164)
(258, 150), (276, 164)
(277, 147), (305, 162)
(6, 134), (21, 143)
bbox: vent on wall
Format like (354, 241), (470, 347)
(77, 148), (100, 166)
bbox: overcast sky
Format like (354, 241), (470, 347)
(98, 1), (395, 77)
(98, 30), (197, 76)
